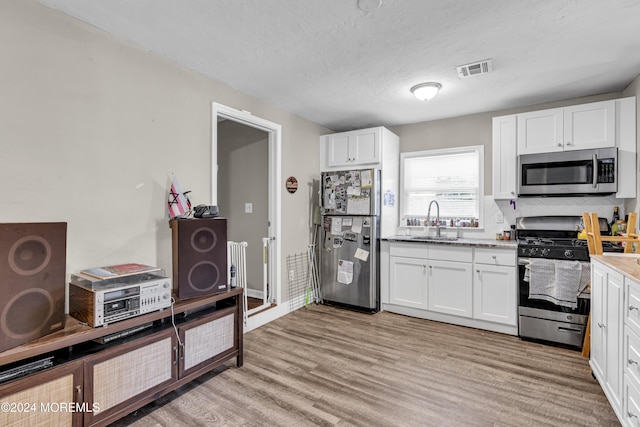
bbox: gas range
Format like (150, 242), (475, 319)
(515, 215), (604, 349)
(516, 236), (623, 261)
(517, 237), (591, 261)
(515, 215), (622, 261)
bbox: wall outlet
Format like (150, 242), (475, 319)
(289, 270), (295, 281)
(495, 212), (504, 223)
(245, 202), (253, 213)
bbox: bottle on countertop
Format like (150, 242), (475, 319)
(611, 206), (620, 226)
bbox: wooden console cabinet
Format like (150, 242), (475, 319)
(0, 288), (243, 427)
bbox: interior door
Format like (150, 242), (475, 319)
(217, 120), (269, 306)
(212, 103), (282, 328)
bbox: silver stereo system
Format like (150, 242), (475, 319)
(69, 271), (172, 327)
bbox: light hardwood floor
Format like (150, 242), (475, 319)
(113, 304), (619, 426)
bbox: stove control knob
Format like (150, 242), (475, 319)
(564, 249), (574, 258)
(541, 248), (550, 256)
(528, 248), (538, 256)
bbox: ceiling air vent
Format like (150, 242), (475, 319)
(456, 59), (493, 78)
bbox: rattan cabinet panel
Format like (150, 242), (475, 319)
(0, 361), (83, 427)
(180, 307), (236, 376)
(84, 329), (177, 426)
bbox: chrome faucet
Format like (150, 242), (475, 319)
(426, 200), (441, 237)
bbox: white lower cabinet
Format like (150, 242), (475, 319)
(591, 259), (623, 418)
(473, 250), (517, 325)
(389, 256), (428, 309)
(384, 242), (517, 335)
(428, 260), (472, 317)
(388, 243), (428, 309)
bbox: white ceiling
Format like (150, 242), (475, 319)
(37, 0), (640, 132)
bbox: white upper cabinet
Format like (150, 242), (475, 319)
(564, 100), (615, 150)
(517, 100), (615, 155)
(517, 107), (564, 154)
(323, 127), (379, 168)
(615, 97), (636, 199)
(492, 114), (517, 200)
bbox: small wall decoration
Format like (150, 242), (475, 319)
(286, 176), (298, 194)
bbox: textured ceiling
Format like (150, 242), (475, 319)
(36, 0), (640, 132)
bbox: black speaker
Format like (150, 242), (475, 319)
(0, 222), (67, 353)
(170, 218), (228, 300)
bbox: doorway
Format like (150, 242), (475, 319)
(211, 103), (282, 331)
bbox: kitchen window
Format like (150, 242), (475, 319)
(400, 145), (484, 227)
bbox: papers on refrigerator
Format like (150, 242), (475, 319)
(354, 248), (369, 262)
(331, 217), (342, 234)
(337, 259), (354, 284)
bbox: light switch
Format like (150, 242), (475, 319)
(495, 212), (504, 223)
(245, 203), (253, 214)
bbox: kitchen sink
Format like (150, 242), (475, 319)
(408, 236), (459, 242)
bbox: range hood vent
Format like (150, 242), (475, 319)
(456, 59), (493, 78)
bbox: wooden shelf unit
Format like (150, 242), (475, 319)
(0, 288), (243, 427)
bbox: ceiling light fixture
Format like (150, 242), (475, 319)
(410, 82), (442, 101)
(357, 0), (382, 12)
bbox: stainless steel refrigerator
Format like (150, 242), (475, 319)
(320, 169), (379, 311)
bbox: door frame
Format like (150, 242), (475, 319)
(211, 103), (282, 328)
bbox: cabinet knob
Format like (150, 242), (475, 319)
(597, 322), (606, 328)
(566, 141), (572, 146)
(557, 142), (563, 147)
(630, 305), (639, 311)
(629, 412), (638, 419)
(629, 358), (639, 365)
(476, 269), (480, 273)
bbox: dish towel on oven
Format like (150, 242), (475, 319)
(528, 258), (582, 309)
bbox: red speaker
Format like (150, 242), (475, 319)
(0, 222), (67, 353)
(170, 218), (228, 300)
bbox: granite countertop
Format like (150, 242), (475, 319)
(383, 235), (518, 249)
(592, 254), (640, 282)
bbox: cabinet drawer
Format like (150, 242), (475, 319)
(626, 326), (640, 385)
(625, 372), (640, 426)
(627, 277), (640, 337)
(474, 248), (515, 266)
(389, 242), (427, 259)
(429, 245), (472, 262)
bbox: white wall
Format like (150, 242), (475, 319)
(0, 0), (327, 306)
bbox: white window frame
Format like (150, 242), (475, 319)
(400, 145), (485, 228)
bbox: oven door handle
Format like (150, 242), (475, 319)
(518, 258), (531, 266)
(592, 153), (598, 188)
(558, 326), (583, 334)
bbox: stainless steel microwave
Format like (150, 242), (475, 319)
(518, 147), (617, 196)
